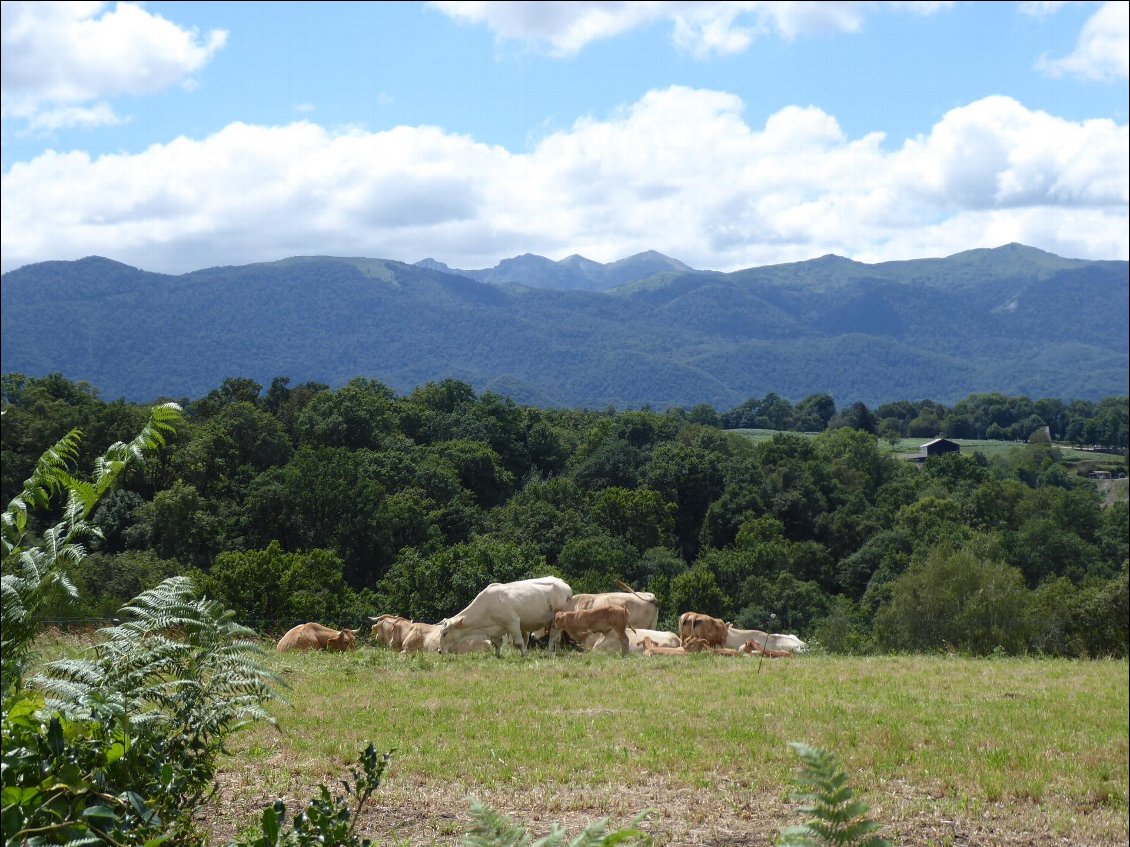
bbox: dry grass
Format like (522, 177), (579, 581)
(198, 648), (1128, 846)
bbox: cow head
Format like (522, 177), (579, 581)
(437, 616), (464, 654)
(326, 628), (357, 651)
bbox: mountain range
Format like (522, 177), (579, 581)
(1, 244), (1126, 408)
(414, 250), (696, 291)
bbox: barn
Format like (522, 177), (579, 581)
(919, 438), (960, 459)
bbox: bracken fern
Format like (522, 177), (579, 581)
(775, 741), (891, 847)
(462, 801), (650, 847)
(1, 402), (181, 698)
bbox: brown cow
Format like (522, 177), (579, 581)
(640, 636), (687, 656)
(678, 612), (728, 648)
(550, 605), (634, 656)
(277, 622), (358, 652)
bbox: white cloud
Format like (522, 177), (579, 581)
(1018, 1), (1069, 18)
(1, 88), (1126, 274)
(1, 1), (226, 125)
(1037, 1), (1129, 81)
(24, 101), (125, 132)
(430, 1), (951, 58)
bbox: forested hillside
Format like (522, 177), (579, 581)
(2, 244), (1126, 407)
(3, 373), (1125, 657)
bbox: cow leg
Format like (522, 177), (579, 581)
(506, 620), (527, 656)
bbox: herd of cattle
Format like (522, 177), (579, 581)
(274, 575), (808, 659)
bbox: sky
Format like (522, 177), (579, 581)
(1, 0), (1128, 274)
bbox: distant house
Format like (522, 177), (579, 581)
(1087, 470), (1113, 480)
(919, 438), (960, 459)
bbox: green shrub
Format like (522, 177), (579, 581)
(2, 405), (278, 846)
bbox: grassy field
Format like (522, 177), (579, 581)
(194, 646), (1128, 847)
(730, 429), (1127, 481)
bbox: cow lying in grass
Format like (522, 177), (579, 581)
(585, 627), (681, 654)
(277, 622), (358, 652)
(726, 625), (808, 654)
(740, 639), (797, 659)
(550, 604), (634, 656)
(640, 636), (687, 656)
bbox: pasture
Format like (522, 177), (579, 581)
(200, 646), (1128, 846)
(731, 428), (1120, 463)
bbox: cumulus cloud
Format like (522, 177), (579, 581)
(430, 1), (951, 58)
(1, 88), (1126, 273)
(1, 1), (226, 128)
(1037, 1), (1129, 81)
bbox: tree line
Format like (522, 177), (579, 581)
(2, 372), (1126, 656)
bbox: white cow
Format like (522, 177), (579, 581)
(725, 626), (809, 654)
(439, 576), (573, 657)
(567, 590), (659, 631)
(585, 628), (681, 654)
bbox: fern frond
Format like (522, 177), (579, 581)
(776, 743), (890, 847)
(91, 403), (183, 498)
(464, 798), (538, 847)
(11, 427), (82, 511)
(463, 800), (648, 847)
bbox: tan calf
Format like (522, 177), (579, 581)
(640, 636), (687, 656)
(741, 639), (796, 659)
(550, 604), (634, 656)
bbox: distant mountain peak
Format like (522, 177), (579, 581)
(411, 249), (696, 291)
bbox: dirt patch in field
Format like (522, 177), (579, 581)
(202, 762), (1125, 846)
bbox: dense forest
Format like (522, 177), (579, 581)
(2, 372), (1126, 657)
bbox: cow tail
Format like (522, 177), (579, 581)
(615, 579), (647, 601)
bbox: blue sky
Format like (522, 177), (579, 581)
(2, 1), (1127, 273)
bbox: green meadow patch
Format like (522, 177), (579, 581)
(204, 648), (1127, 846)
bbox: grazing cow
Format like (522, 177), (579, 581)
(439, 576), (573, 657)
(566, 588), (659, 631)
(640, 636), (687, 656)
(726, 626), (808, 654)
(741, 639), (796, 659)
(678, 612), (729, 648)
(550, 605), (634, 657)
(585, 628), (681, 654)
(277, 622), (358, 652)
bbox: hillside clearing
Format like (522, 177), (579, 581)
(199, 649), (1128, 846)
